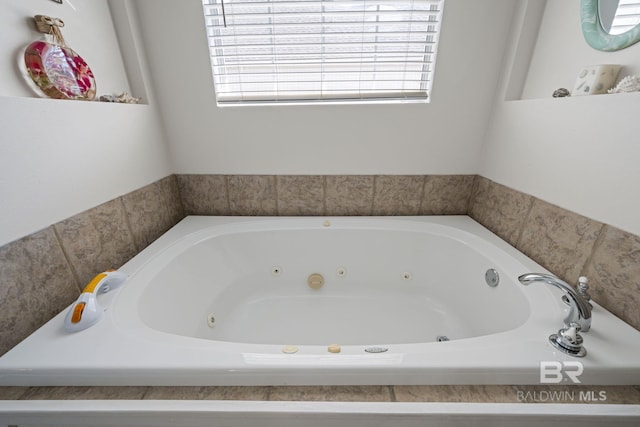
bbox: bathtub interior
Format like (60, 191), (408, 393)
(134, 224), (531, 346)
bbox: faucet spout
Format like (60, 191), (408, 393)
(518, 273), (591, 332)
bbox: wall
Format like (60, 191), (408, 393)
(133, 0), (517, 175)
(481, 0), (640, 237)
(0, 0), (173, 247)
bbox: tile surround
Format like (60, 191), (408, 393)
(54, 198), (138, 286)
(144, 386), (270, 401)
(228, 175), (278, 216)
(1, 385), (639, 403)
(0, 173), (639, 404)
(372, 175), (424, 215)
(469, 176), (640, 331)
(269, 385), (393, 402)
(516, 199), (604, 285)
(421, 175), (474, 215)
(468, 177), (534, 246)
(175, 174), (477, 218)
(324, 175), (375, 215)
(0, 175), (184, 356)
(277, 175), (325, 216)
(121, 176), (184, 249)
(585, 225), (640, 329)
(177, 174), (229, 215)
(0, 228), (79, 355)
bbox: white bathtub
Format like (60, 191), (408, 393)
(1, 216), (640, 386)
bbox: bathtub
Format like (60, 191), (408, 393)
(1, 216), (640, 386)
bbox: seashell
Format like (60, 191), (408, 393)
(608, 75), (640, 94)
(552, 88), (571, 98)
(115, 92), (141, 103)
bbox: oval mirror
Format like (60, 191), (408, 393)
(581, 0), (640, 51)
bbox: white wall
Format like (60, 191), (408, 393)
(134, 0), (517, 175)
(482, 0), (640, 236)
(0, 0), (172, 246)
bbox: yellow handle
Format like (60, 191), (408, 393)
(81, 272), (109, 294)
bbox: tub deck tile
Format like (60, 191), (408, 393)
(393, 385), (519, 403)
(268, 386), (393, 402)
(512, 385), (640, 404)
(0, 387), (29, 400)
(18, 386), (148, 400)
(143, 386), (271, 401)
(1, 385), (639, 404)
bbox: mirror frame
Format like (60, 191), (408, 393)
(581, 0), (640, 51)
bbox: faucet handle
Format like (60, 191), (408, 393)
(577, 276), (591, 302)
(551, 322), (587, 357)
(561, 323), (581, 345)
(562, 276), (592, 308)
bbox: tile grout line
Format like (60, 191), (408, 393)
(273, 175), (280, 216)
(224, 174), (231, 215)
(369, 175), (377, 216)
(514, 196), (536, 249)
(418, 175), (428, 214)
(322, 175), (327, 216)
(388, 385), (398, 402)
(50, 225), (82, 293)
(580, 223), (608, 278)
(119, 196), (141, 254)
(171, 174), (187, 220)
(465, 174), (479, 215)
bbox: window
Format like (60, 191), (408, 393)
(202, 0), (445, 105)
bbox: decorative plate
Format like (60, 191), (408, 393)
(24, 41), (96, 100)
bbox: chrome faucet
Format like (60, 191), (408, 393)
(518, 273), (592, 357)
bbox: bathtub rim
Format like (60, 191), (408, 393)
(1, 216), (640, 386)
(0, 400), (639, 427)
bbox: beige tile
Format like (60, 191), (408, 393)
(177, 174), (229, 215)
(0, 228), (78, 356)
(269, 386), (392, 402)
(144, 386), (270, 400)
(513, 385), (640, 404)
(54, 199), (138, 286)
(372, 175), (424, 215)
(20, 386), (147, 400)
(420, 175), (475, 215)
(517, 199), (603, 285)
(277, 176), (325, 216)
(393, 385), (518, 403)
(325, 176), (374, 216)
(468, 177), (533, 246)
(0, 387), (29, 400)
(584, 225), (640, 330)
(228, 175), (278, 216)
(122, 176), (184, 250)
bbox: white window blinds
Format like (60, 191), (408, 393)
(202, 0), (445, 104)
(609, 0), (640, 35)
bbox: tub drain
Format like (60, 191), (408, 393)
(364, 346), (388, 353)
